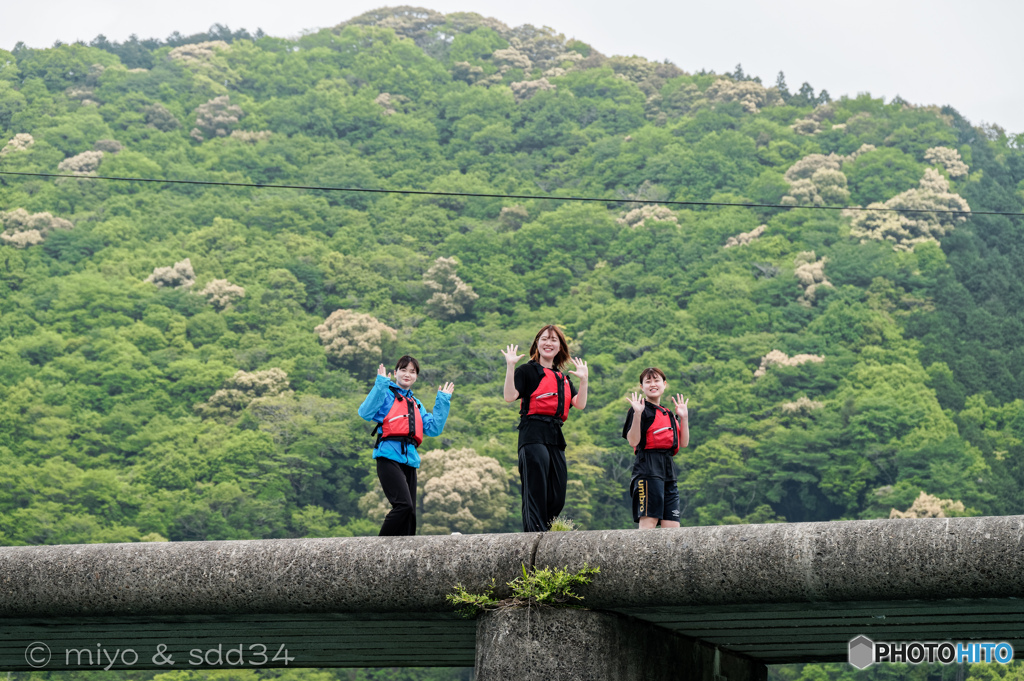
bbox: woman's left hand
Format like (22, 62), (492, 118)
(568, 356), (589, 380)
(439, 382), (455, 395)
(671, 394), (689, 420)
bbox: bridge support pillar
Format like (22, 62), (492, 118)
(475, 607), (766, 681)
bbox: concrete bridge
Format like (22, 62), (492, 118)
(2, 516), (1023, 680)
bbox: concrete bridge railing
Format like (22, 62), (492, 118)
(2, 516), (1024, 679)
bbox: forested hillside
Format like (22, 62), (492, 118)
(2, 5), (1024, 551)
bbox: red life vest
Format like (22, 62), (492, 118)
(374, 387), (424, 447)
(524, 366), (572, 422)
(637, 404), (679, 456)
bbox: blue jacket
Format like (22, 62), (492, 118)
(358, 374), (451, 468)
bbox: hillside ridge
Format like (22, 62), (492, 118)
(0, 6), (1021, 550)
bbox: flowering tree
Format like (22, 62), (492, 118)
(781, 396), (825, 413)
(419, 448), (511, 533)
(168, 41), (230, 63)
(790, 102), (841, 135)
(423, 257), (479, 319)
(197, 279), (245, 310)
(780, 146), (875, 206)
(780, 154), (849, 207)
(793, 251), (833, 306)
(195, 368), (293, 418)
(924, 146), (969, 178)
(754, 349), (825, 378)
(0, 133), (33, 155)
(58, 150), (104, 175)
(705, 78), (780, 113)
(190, 95), (243, 141)
(0, 208), (73, 248)
(145, 258), (196, 288)
(890, 491), (967, 518)
(510, 77), (555, 101)
(784, 154), (843, 182)
(791, 118), (821, 135)
(492, 47), (532, 70)
(848, 169), (970, 251)
(315, 309), (397, 366)
(617, 204), (677, 228)
(724, 224), (765, 248)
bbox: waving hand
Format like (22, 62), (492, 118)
(671, 394), (689, 420)
(567, 356), (588, 380)
(501, 344), (525, 366)
(501, 344), (523, 402)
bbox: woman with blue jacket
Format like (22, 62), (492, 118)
(358, 355), (454, 536)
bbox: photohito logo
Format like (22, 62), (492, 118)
(25, 642), (51, 668)
(849, 636), (1014, 669)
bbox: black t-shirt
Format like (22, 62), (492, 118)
(514, 360), (578, 449)
(622, 402), (677, 481)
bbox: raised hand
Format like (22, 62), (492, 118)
(377, 364), (391, 379)
(627, 391), (645, 414)
(671, 394), (689, 420)
(439, 382), (455, 395)
(568, 356), (589, 380)
(501, 344), (525, 366)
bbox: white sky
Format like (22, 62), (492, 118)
(4, 0), (1021, 134)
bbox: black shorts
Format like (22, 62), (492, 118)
(631, 477), (680, 523)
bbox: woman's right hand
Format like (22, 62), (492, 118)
(628, 392), (645, 414)
(377, 364), (390, 379)
(501, 344), (525, 366)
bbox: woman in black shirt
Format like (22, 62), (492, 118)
(501, 325), (588, 532)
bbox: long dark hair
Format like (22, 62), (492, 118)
(529, 325), (570, 371)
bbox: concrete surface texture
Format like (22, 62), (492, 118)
(2, 516), (1022, 618)
(533, 515), (1024, 609)
(2, 516), (1024, 671)
(0, 533), (537, 617)
(476, 608), (767, 681)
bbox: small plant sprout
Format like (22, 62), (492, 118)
(446, 563), (600, 618)
(548, 516), (577, 531)
(446, 579), (499, 618)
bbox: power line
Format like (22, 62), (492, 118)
(0, 170), (1021, 218)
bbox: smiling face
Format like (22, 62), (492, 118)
(641, 372), (666, 403)
(536, 329), (562, 362)
(394, 364), (418, 389)
(530, 325), (569, 369)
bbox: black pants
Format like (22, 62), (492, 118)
(518, 443), (567, 532)
(377, 458), (417, 536)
